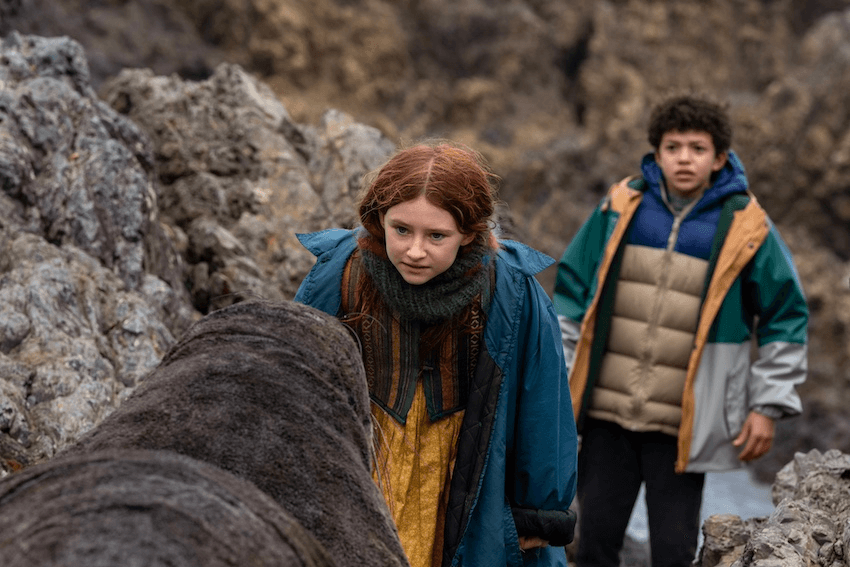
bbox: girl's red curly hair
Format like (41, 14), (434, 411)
(357, 140), (499, 256)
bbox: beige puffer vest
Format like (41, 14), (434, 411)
(586, 201), (708, 436)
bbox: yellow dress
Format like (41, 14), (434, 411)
(372, 380), (464, 567)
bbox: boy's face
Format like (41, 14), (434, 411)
(655, 130), (727, 199)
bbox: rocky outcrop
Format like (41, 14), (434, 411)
(0, 33), (191, 468)
(0, 33), (394, 473)
(0, 232), (175, 460)
(99, 62), (393, 313)
(0, 449), (336, 567)
(0, 32), (185, 296)
(697, 449), (850, 567)
(607, 449), (850, 566)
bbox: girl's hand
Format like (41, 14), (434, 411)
(519, 536), (549, 550)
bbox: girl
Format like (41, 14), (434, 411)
(295, 141), (577, 567)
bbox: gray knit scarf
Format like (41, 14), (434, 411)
(360, 240), (494, 324)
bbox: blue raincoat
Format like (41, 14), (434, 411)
(295, 229), (578, 566)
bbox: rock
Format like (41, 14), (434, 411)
(0, 32), (186, 298)
(99, 63), (394, 313)
(697, 515), (767, 567)
(0, 34), (397, 475)
(65, 299), (409, 567)
(697, 449), (850, 567)
(0, 33), (194, 469)
(0, 230), (175, 466)
(0, 449), (336, 567)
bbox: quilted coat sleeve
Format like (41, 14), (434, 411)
(509, 273), (578, 546)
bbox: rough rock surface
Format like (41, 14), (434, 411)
(0, 232), (175, 463)
(64, 299), (409, 567)
(0, 449), (336, 567)
(99, 62), (394, 313)
(696, 449), (850, 567)
(0, 33), (394, 473)
(0, 32), (185, 296)
(0, 33), (191, 469)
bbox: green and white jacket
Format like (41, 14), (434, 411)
(554, 152), (808, 473)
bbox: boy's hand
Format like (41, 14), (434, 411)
(732, 411), (775, 461)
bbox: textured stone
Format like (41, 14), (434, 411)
(697, 450), (850, 567)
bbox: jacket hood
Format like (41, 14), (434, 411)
(296, 228), (359, 257)
(640, 150), (749, 211)
(497, 239), (555, 276)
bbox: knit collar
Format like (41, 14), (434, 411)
(359, 240), (494, 324)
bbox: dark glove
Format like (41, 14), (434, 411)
(511, 507), (576, 546)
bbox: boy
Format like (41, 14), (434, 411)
(554, 94), (808, 567)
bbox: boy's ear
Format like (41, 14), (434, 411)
(712, 151), (728, 172)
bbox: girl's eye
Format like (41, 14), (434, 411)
(395, 226), (409, 235)
(431, 233), (446, 241)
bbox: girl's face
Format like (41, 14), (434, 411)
(380, 193), (475, 285)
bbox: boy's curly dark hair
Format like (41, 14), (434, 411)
(647, 94), (732, 154)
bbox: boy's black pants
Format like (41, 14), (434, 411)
(575, 418), (705, 567)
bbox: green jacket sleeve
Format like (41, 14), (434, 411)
(553, 203), (613, 324)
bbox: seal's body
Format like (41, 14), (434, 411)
(63, 300), (408, 567)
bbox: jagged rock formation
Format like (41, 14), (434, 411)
(697, 449), (850, 567)
(0, 33), (393, 472)
(0, 33), (185, 296)
(0, 33), (191, 468)
(99, 62), (394, 313)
